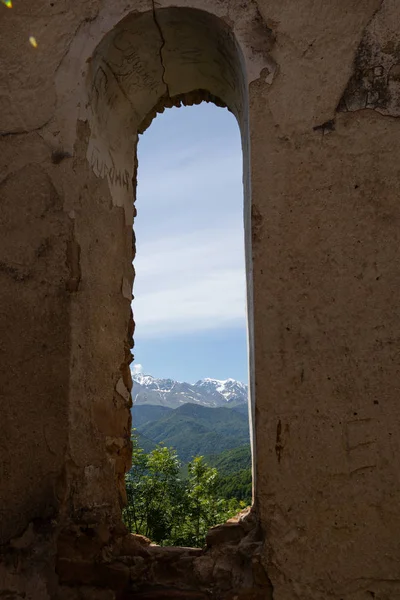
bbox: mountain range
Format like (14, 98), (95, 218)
(132, 373), (248, 409)
(130, 374), (250, 462)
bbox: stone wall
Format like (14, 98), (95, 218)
(1, 1), (400, 599)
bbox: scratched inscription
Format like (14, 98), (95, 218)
(89, 146), (130, 190)
(338, 4), (400, 117)
(345, 418), (377, 475)
(90, 62), (124, 120)
(107, 30), (160, 94)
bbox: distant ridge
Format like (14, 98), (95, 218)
(132, 373), (248, 409)
(132, 402), (250, 463)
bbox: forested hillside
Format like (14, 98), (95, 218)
(132, 402), (250, 463)
(205, 445), (251, 474)
(132, 404), (172, 427)
(205, 445), (252, 505)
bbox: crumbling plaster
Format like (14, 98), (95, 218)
(2, 0), (400, 599)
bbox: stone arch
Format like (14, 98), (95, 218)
(57, 2), (275, 528)
(86, 6), (249, 236)
(86, 6), (255, 500)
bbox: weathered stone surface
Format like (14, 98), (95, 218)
(120, 533), (152, 554)
(339, 0), (400, 116)
(57, 559), (130, 590)
(2, 1), (400, 599)
(56, 586), (117, 600)
(127, 588), (209, 599)
(206, 523), (246, 547)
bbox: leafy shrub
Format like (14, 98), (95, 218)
(123, 432), (246, 547)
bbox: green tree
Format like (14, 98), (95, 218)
(123, 433), (185, 543)
(180, 457), (224, 546)
(123, 433), (246, 547)
(123, 433), (147, 534)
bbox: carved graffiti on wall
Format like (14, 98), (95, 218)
(106, 29), (161, 96)
(338, 4), (400, 117)
(89, 145), (130, 190)
(345, 418), (377, 475)
(87, 9), (246, 185)
(91, 64), (120, 115)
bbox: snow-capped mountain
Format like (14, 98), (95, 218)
(195, 378), (248, 404)
(132, 373), (248, 409)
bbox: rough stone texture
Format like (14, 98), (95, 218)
(339, 0), (400, 115)
(1, 0), (400, 599)
(53, 509), (270, 599)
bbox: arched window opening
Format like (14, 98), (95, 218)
(84, 5), (257, 543)
(124, 101), (251, 546)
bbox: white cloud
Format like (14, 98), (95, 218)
(132, 103), (247, 340)
(138, 150), (242, 211)
(131, 363), (144, 375)
(132, 226), (247, 338)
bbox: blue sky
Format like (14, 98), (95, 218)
(131, 102), (248, 384)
